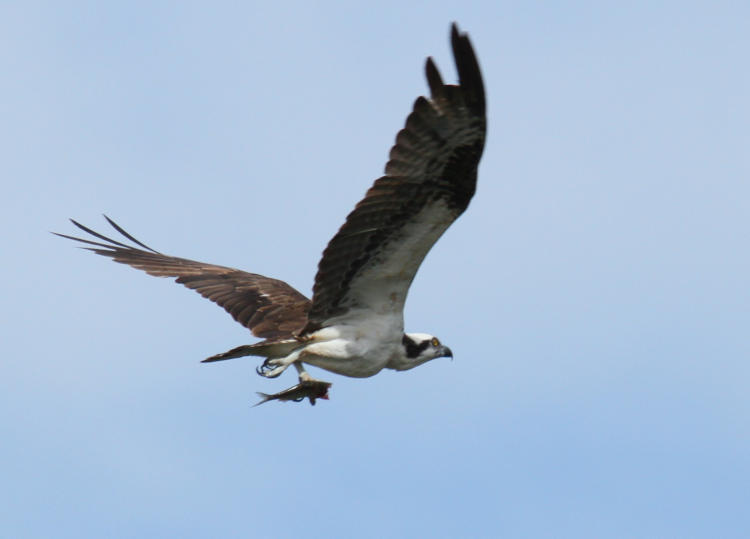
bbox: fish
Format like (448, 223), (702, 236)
(254, 379), (332, 406)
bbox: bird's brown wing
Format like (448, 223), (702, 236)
(56, 216), (310, 340)
(302, 23), (486, 334)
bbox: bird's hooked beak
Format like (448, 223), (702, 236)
(440, 346), (453, 361)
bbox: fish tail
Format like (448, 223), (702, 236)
(253, 392), (274, 407)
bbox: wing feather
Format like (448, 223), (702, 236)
(55, 217), (310, 340)
(302, 23), (486, 334)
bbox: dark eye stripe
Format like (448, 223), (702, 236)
(402, 335), (431, 358)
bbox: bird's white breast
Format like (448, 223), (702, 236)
(300, 310), (404, 377)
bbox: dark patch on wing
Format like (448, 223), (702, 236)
(55, 216), (310, 340)
(302, 23), (486, 334)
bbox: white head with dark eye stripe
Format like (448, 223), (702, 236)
(395, 333), (453, 370)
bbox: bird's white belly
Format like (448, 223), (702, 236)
(303, 352), (390, 378)
(300, 322), (402, 378)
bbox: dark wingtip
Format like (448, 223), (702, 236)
(425, 56), (445, 97)
(449, 23), (485, 116)
(451, 21), (460, 40)
(103, 214), (159, 253)
(53, 219), (124, 250)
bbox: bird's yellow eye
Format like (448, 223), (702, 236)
(431, 338), (440, 347)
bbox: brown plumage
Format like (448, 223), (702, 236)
(56, 24), (486, 403)
(55, 216), (310, 341)
(301, 24), (486, 333)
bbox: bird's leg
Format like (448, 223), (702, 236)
(256, 349), (302, 378)
(294, 362), (308, 379)
(294, 362), (323, 383)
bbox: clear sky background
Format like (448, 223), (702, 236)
(2, 2), (749, 538)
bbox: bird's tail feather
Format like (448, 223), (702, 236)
(202, 339), (300, 363)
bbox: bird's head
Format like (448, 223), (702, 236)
(397, 333), (453, 370)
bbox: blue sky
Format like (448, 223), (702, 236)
(2, 2), (749, 537)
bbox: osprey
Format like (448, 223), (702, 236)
(57, 23), (486, 405)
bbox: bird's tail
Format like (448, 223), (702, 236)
(202, 339), (300, 363)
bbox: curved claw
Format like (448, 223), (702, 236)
(256, 359), (283, 378)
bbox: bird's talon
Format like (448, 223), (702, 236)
(256, 359), (283, 378)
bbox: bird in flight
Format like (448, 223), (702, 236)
(57, 23), (486, 405)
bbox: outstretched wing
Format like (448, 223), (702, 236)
(55, 216), (310, 340)
(302, 23), (486, 334)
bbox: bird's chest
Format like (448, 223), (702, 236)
(302, 325), (402, 378)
